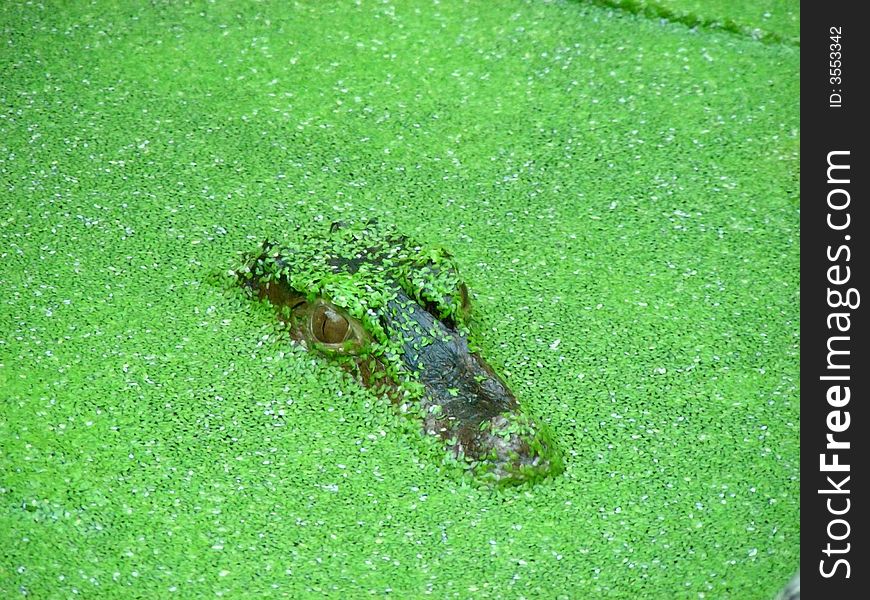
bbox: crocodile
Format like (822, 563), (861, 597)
(235, 221), (562, 485)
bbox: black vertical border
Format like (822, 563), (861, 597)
(802, 4), (867, 598)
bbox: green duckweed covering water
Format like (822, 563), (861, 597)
(1, 0), (798, 597)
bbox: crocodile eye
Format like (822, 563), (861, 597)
(312, 305), (350, 344)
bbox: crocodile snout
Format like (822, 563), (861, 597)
(383, 290), (562, 485)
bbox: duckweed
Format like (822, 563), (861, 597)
(1, 0), (798, 597)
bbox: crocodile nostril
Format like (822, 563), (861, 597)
(464, 411), (562, 484)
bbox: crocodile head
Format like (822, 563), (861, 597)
(236, 221), (562, 485)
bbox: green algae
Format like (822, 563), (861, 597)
(1, 0), (798, 597)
